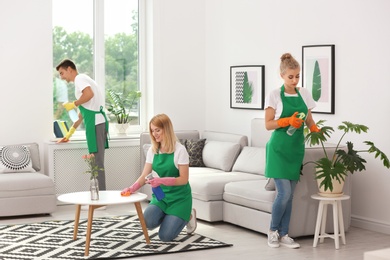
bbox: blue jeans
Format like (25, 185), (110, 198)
(144, 204), (187, 242)
(270, 178), (297, 237)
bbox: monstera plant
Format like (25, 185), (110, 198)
(304, 120), (390, 193)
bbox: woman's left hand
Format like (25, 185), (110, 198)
(146, 177), (176, 187)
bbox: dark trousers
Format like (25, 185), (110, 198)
(93, 123), (107, 190)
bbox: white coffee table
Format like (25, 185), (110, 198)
(57, 190), (149, 256)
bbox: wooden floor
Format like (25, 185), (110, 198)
(2, 203), (390, 260)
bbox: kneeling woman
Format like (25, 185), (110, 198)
(121, 113), (196, 241)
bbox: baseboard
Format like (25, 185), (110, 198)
(351, 214), (390, 235)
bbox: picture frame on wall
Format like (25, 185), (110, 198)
(230, 65), (265, 110)
(302, 45), (335, 114)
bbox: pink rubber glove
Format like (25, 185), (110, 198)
(121, 182), (141, 195)
(146, 177), (176, 188)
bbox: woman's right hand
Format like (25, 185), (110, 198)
(121, 182), (141, 196)
(277, 112), (304, 128)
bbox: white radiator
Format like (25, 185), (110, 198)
(45, 139), (141, 195)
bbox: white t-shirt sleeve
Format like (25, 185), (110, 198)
(174, 142), (190, 167)
(146, 146), (154, 164)
(264, 88), (284, 119)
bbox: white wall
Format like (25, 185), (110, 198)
(152, 0), (390, 234)
(147, 0), (206, 131)
(0, 1), (52, 149)
(1, 0), (390, 234)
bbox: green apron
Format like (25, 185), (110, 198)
(265, 86), (308, 181)
(150, 152), (192, 221)
(79, 105), (109, 153)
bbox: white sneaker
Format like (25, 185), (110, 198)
(280, 234), (300, 249)
(186, 208), (197, 234)
(267, 230), (280, 248)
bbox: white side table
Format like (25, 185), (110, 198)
(58, 191), (149, 256)
(311, 194), (350, 249)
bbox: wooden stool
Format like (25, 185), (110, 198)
(311, 194), (350, 249)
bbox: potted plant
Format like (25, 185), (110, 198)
(106, 89), (141, 134)
(304, 120), (390, 195)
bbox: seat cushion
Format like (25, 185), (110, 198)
(190, 171), (262, 201)
(223, 180), (276, 213)
(0, 172), (55, 198)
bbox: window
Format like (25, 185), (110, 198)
(52, 0), (142, 135)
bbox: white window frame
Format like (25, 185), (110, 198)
(69, 0), (145, 139)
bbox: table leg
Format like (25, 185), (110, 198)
(84, 205), (97, 256)
(313, 201), (324, 248)
(338, 201), (346, 245)
(333, 201), (340, 249)
(320, 202), (328, 243)
(73, 205), (81, 240)
(134, 202), (150, 244)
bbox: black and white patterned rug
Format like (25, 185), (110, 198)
(0, 215), (232, 260)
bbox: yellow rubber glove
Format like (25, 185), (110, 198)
(63, 101), (77, 111)
(277, 112), (304, 128)
(64, 126), (76, 141)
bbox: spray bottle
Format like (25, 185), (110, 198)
(146, 171), (165, 201)
(287, 112), (306, 136)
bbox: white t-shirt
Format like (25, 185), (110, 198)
(74, 74), (105, 124)
(264, 87), (316, 120)
(146, 142), (190, 169)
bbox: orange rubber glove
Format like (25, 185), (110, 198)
(310, 125), (321, 133)
(277, 112), (304, 128)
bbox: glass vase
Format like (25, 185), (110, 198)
(90, 176), (99, 200)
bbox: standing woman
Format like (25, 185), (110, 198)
(264, 53), (320, 248)
(121, 114), (197, 242)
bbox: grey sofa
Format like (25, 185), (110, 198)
(0, 143), (57, 217)
(139, 119), (352, 238)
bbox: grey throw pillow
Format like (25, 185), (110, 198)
(186, 139), (206, 167)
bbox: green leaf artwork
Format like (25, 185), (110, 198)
(243, 72), (253, 103)
(312, 60), (321, 101)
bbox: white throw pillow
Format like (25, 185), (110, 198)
(265, 178), (276, 191)
(202, 141), (241, 171)
(0, 145), (36, 173)
(232, 146), (266, 175)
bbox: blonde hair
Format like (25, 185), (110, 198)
(149, 114), (178, 154)
(280, 53), (300, 75)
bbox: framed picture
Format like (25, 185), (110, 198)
(230, 65), (265, 110)
(302, 45), (335, 114)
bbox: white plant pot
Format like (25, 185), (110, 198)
(115, 123), (129, 135)
(317, 176), (345, 197)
